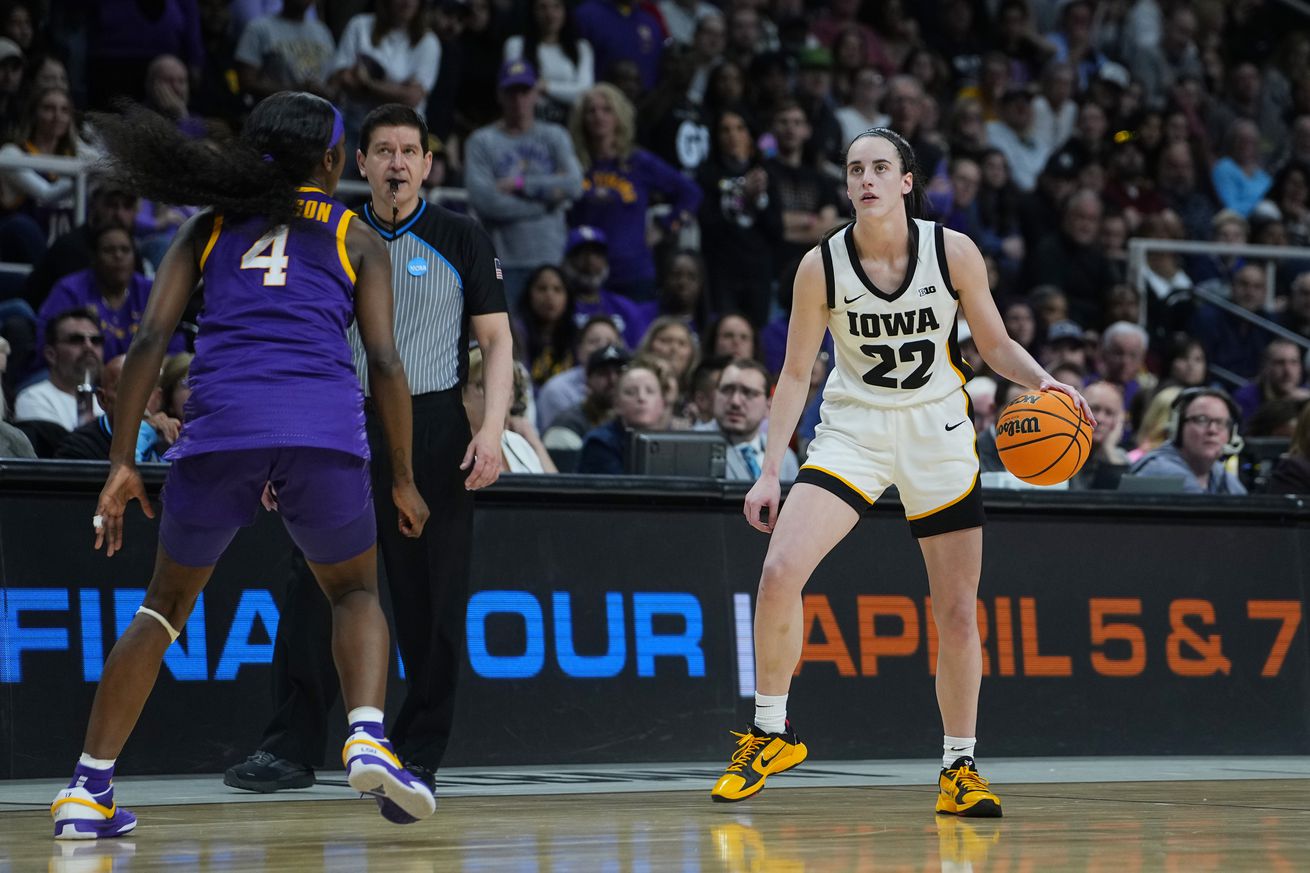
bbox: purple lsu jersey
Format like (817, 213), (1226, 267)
(166, 187), (369, 461)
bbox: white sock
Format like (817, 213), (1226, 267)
(753, 692), (788, 734)
(78, 753), (116, 771)
(347, 706), (385, 728)
(943, 735), (976, 769)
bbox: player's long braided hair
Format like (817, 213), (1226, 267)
(88, 92), (342, 229)
(844, 127), (928, 262)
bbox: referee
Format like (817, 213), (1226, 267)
(225, 104), (513, 793)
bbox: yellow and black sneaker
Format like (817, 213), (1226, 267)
(936, 756), (1002, 817)
(710, 721), (808, 802)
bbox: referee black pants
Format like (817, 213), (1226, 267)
(259, 388), (474, 771)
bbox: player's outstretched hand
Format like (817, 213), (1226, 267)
(393, 482), (429, 538)
(94, 462), (154, 557)
(1038, 378), (1097, 428)
(744, 473), (781, 534)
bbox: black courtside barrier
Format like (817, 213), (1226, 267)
(2, 460), (1308, 778)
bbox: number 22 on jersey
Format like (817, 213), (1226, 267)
(240, 227), (290, 286)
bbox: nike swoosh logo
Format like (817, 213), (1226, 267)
(756, 747), (782, 771)
(945, 420), (968, 431)
(843, 294), (864, 305)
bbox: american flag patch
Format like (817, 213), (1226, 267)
(494, 258), (503, 280)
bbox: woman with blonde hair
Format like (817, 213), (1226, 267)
(567, 83), (702, 300)
(637, 315), (699, 398)
(465, 346), (556, 474)
(576, 357), (668, 473)
(1126, 385), (1182, 464)
(159, 352), (192, 423)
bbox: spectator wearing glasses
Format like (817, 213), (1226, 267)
(712, 357), (797, 482)
(14, 307), (103, 432)
(55, 353), (180, 462)
(1126, 388), (1247, 494)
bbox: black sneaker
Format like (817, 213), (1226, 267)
(223, 751), (315, 793)
(403, 761), (436, 793)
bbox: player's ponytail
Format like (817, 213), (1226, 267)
(88, 92), (342, 229)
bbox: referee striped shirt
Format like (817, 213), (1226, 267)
(348, 200), (507, 395)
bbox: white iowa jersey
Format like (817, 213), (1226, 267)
(819, 218), (973, 409)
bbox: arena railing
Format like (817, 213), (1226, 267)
(1126, 237), (1310, 386)
(0, 151), (90, 277)
(334, 178), (469, 207)
(0, 150), (470, 277)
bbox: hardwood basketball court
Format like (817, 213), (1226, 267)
(5, 757), (1310, 871)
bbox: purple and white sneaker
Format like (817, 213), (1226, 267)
(342, 731), (436, 824)
(51, 786), (137, 840)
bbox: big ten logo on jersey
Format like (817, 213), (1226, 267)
(918, 284), (938, 297)
(295, 197), (333, 223)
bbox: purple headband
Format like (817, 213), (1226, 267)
(327, 104), (344, 149)
(259, 102), (344, 163)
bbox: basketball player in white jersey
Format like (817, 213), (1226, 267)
(710, 129), (1095, 815)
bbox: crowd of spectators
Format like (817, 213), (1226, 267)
(1, 0), (1309, 496)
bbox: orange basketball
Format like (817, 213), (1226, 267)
(995, 390), (1092, 486)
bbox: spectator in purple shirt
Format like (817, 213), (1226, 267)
(564, 225), (656, 347)
(568, 83), (701, 301)
(37, 226), (184, 361)
(572, 0), (665, 91)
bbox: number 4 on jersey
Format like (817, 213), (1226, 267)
(240, 227), (290, 286)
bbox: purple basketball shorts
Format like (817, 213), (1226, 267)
(159, 447), (376, 567)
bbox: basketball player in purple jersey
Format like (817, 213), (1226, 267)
(50, 92), (436, 839)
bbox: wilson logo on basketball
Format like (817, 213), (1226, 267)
(995, 390), (1092, 485)
(997, 416), (1040, 438)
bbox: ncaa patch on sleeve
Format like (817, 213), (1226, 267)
(494, 258), (503, 280)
